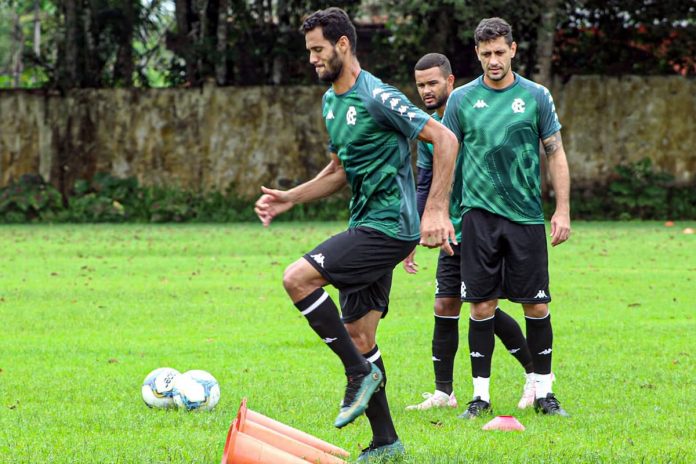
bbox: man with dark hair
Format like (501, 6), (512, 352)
(405, 53), (537, 412)
(255, 7), (459, 461)
(441, 17), (571, 418)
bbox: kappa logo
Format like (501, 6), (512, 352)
(346, 106), (357, 126)
(407, 112), (416, 121)
(322, 337), (337, 344)
(381, 92), (391, 103)
(473, 99), (489, 109)
(310, 252), (326, 268)
(326, 109), (334, 120)
(511, 98), (526, 113)
(389, 98), (400, 109)
(508, 348), (521, 354)
(372, 87), (383, 97)
(470, 352), (485, 358)
(432, 356), (442, 362)
(538, 348), (553, 355)
(398, 105), (408, 115)
(460, 282), (467, 298)
(535, 290), (548, 299)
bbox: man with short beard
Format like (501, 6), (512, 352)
(254, 7), (458, 462)
(442, 17), (571, 418)
(404, 53), (537, 413)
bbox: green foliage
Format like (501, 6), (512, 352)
(608, 158), (675, 220)
(0, 174), (64, 222)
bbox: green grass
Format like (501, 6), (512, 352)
(0, 222), (694, 463)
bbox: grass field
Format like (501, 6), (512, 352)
(0, 222), (694, 463)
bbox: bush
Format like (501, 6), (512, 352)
(0, 174), (64, 223)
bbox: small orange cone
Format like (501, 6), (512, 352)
(242, 399), (350, 458)
(221, 399), (350, 464)
(482, 415), (525, 431)
(221, 423), (308, 464)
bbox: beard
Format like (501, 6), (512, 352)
(318, 51), (344, 83)
(424, 93), (448, 110)
(487, 65), (509, 81)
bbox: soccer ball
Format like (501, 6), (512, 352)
(172, 370), (221, 411)
(141, 367), (180, 409)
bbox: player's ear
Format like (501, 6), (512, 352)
(510, 41), (517, 58)
(337, 35), (350, 54)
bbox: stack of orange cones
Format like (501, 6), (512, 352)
(482, 415), (526, 431)
(221, 398), (350, 464)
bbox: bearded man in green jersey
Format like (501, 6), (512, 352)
(404, 53), (537, 413)
(441, 17), (571, 418)
(254, 7), (458, 462)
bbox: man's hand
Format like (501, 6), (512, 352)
(254, 186), (294, 226)
(420, 209), (456, 256)
(402, 249), (419, 274)
(550, 210), (571, 246)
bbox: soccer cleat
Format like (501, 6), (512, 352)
(534, 393), (570, 417)
(457, 396), (492, 419)
(334, 363), (383, 428)
(357, 439), (405, 462)
(517, 374), (536, 409)
(405, 390), (458, 411)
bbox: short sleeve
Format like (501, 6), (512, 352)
(537, 86), (562, 140)
(364, 85), (430, 140)
(442, 90), (464, 143)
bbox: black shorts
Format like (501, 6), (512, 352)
(435, 245), (462, 298)
(460, 208), (551, 304)
(303, 227), (418, 323)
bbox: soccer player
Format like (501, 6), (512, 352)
(441, 18), (571, 418)
(404, 53), (537, 412)
(254, 7), (459, 461)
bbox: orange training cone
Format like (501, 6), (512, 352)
(482, 415), (525, 431)
(241, 398), (350, 458)
(221, 422), (308, 464)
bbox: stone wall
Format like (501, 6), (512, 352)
(1, 75), (694, 198)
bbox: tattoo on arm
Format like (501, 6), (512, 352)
(543, 131), (563, 156)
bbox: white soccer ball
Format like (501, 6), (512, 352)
(141, 367), (180, 409)
(172, 370), (221, 411)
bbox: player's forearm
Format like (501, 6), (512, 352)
(424, 132), (458, 214)
(548, 149), (571, 214)
(287, 161), (346, 204)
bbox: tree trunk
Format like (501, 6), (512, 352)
(11, 12), (23, 87)
(533, 0), (559, 88)
(62, 0), (79, 88)
(114, 0), (134, 86)
(33, 0), (41, 57)
(216, 0), (228, 85)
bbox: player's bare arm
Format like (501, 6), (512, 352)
(417, 118), (459, 254)
(543, 131), (571, 246)
(255, 154), (346, 226)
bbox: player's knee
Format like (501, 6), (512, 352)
(470, 301), (496, 320)
(282, 261), (306, 294)
(434, 298), (461, 317)
(523, 304), (548, 318)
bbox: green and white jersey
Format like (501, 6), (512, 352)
(416, 112), (464, 242)
(323, 70), (429, 240)
(442, 73), (562, 224)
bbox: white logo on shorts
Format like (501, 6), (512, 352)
(538, 348), (552, 355)
(310, 253), (325, 268)
(460, 282), (467, 298)
(322, 337), (337, 344)
(535, 290), (548, 299)
(470, 351), (485, 358)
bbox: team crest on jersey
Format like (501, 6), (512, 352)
(511, 98), (526, 113)
(346, 106), (357, 125)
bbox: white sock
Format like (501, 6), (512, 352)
(472, 376), (490, 403)
(525, 372), (536, 386)
(535, 373), (553, 399)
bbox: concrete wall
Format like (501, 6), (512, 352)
(1, 75), (694, 198)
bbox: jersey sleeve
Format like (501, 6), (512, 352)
(536, 85), (562, 140)
(442, 89), (465, 142)
(364, 85), (429, 140)
(322, 93), (337, 153)
(416, 140), (433, 170)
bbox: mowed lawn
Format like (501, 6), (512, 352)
(0, 222), (693, 463)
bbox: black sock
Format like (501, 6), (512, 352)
(468, 316), (495, 378)
(433, 315), (459, 395)
(525, 312), (553, 375)
(363, 346), (398, 447)
(294, 288), (368, 375)
(494, 308), (534, 373)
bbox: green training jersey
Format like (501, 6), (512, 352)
(442, 73), (562, 224)
(323, 70), (429, 240)
(416, 112), (463, 242)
